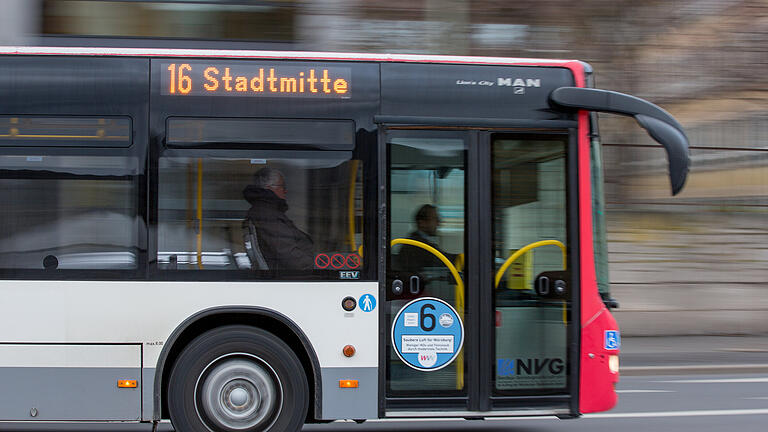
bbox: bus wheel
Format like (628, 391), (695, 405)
(168, 325), (308, 432)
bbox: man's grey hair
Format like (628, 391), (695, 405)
(252, 167), (284, 189)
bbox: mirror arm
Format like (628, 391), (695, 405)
(550, 87), (690, 195)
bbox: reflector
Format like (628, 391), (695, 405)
(339, 380), (359, 388)
(117, 380), (138, 388)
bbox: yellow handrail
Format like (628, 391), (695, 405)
(452, 253), (466, 322)
(453, 252), (465, 390)
(391, 239), (463, 290)
(196, 158), (203, 270)
(391, 238), (465, 389)
(494, 240), (566, 288)
(347, 160), (360, 251)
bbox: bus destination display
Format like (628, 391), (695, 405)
(163, 63), (351, 98)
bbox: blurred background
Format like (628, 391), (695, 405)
(2, 0), (766, 336)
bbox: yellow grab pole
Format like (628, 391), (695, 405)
(391, 239), (465, 389)
(494, 240), (566, 289)
(390, 239), (463, 290)
(347, 160), (360, 251)
(453, 253), (465, 390)
(196, 158), (203, 269)
(493, 239), (569, 325)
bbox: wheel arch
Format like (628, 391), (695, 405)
(154, 306), (322, 421)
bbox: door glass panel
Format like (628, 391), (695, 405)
(387, 132), (466, 396)
(492, 135), (569, 395)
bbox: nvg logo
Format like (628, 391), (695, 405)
(498, 358), (516, 377)
(497, 358), (565, 377)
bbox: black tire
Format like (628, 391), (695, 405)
(168, 325), (309, 432)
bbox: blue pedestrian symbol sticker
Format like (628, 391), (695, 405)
(604, 330), (621, 350)
(391, 297), (464, 371)
(359, 294), (376, 312)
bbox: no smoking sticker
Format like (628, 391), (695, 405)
(315, 253), (330, 268)
(330, 253), (346, 269)
(346, 254), (361, 269)
(314, 252), (362, 270)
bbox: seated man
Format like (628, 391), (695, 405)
(243, 167), (314, 271)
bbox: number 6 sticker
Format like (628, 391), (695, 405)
(391, 297), (464, 371)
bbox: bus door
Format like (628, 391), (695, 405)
(383, 128), (573, 414)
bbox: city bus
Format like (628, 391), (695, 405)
(0, 47), (688, 431)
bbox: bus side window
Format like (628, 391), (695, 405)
(0, 117), (140, 273)
(157, 155), (364, 278)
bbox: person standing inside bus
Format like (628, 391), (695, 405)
(243, 167), (314, 271)
(396, 204), (456, 274)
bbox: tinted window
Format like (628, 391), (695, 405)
(167, 118), (354, 150)
(0, 151), (140, 270)
(157, 151), (364, 278)
(386, 132), (467, 396)
(492, 135), (570, 395)
(0, 116), (131, 148)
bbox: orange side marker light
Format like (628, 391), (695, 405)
(339, 380), (359, 388)
(118, 380), (138, 388)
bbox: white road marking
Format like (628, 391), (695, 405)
(347, 409), (768, 423)
(656, 377), (768, 384)
(616, 389), (674, 394)
(623, 364), (768, 373)
(718, 348), (768, 353)
(743, 397), (768, 400)
(366, 418), (465, 423)
(585, 408), (768, 419)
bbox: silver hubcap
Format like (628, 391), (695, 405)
(197, 355), (281, 431)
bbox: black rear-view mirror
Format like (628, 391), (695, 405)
(550, 87), (690, 195)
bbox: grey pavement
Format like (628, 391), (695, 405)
(620, 335), (768, 375)
(0, 336), (765, 432)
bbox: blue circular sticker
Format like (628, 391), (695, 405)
(358, 294), (376, 312)
(391, 297), (464, 371)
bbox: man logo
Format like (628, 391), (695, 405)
(497, 78), (541, 88)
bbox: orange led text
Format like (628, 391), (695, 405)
(166, 63), (350, 97)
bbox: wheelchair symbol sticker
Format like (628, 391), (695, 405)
(604, 330), (621, 350)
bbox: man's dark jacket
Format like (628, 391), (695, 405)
(243, 185), (314, 270)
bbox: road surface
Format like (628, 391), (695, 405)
(1, 373), (766, 432)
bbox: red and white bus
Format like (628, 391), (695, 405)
(0, 47), (688, 431)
